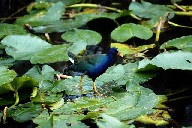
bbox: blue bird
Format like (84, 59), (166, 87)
(69, 48), (122, 95)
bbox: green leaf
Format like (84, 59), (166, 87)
(61, 29), (102, 45)
(97, 114), (131, 128)
(0, 66), (17, 86)
(32, 19), (86, 33)
(16, 10), (47, 25)
(0, 24), (27, 39)
(137, 59), (161, 72)
(16, 2), (65, 26)
(1, 34), (51, 60)
(160, 35), (192, 52)
(25, 65), (58, 82)
(139, 51), (192, 70)
(115, 63), (156, 89)
(51, 76), (88, 95)
(31, 92), (63, 103)
(30, 44), (69, 64)
(11, 76), (38, 91)
(0, 83), (15, 95)
(39, 1), (65, 21)
(0, 76), (38, 101)
(98, 64), (125, 82)
(32, 110), (53, 128)
(53, 97), (105, 115)
(7, 102), (43, 122)
(105, 85), (158, 121)
(111, 23), (153, 42)
(69, 121), (89, 128)
(23, 12), (118, 33)
(0, 57), (15, 67)
(129, 1), (174, 19)
(27, 1), (52, 12)
(67, 41), (87, 55)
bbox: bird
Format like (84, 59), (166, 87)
(69, 47), (122, 95)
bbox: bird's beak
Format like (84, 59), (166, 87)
(117, 51), (123, 57)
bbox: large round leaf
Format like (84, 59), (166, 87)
(0, 66), (16, 86)
(7, 102), (43, 123)
(160, 35), (192, 52)
(0, 24), (27, 39)
(16, 1), (65, 25)
(61, 29), (102, 45)
(67, 41), (87, 55)
(30, 44), (69, 64)
(97, 64), (125, 82)
(138, 51), (192, 70)
(129, 1), (174, 19)
(1, 34), (51, 60)
(40, 1), (65, 21)
(111, 23), (153, 42)
(0, 66), (17, 94)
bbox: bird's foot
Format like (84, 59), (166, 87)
(93, 90), (103, 96)
(56, 74), (72, 80)
(93, 81), (103, 96)
(80, 90), (87, 95)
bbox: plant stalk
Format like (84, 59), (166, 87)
(67, 3), (121, 13)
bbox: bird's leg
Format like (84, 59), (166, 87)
(93, 81), (101, 95)
(79, 74), (85, 91)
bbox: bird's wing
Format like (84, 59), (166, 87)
(85, 54), (105, 65)
(70, 54), (106, 73)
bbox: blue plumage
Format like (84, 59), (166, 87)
(87, 48), (119, 81)
(70, 48), (121, 94)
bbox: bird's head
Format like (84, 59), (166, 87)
(108, 48), (123, 57)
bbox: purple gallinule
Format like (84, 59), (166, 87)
(70, 48), (122, 95)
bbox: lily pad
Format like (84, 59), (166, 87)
(39, 1), (65, 21)
(111, 23), (153, 42)
(16, 1), (65, 26)
(7, 102), (43, 122)
(61, 29), (102, 45)
(111, 43), (155, 55)
(105, 85), (158, 121)
(67, 41), (87, 55)
(0, 66), (17, 86)
(115, 63), (156, 88)
(1, 34), (51, 60)
(138, 51), (192, 70)
(32, 19), (86, 33)
(25, 65), (58, 82)
(160, 35), (192, 52)
(129, 1), (174, 19)
(0, 24), (27, 39)
(31, 44), (69, 64)
(97, 114), (131, 128)
(98, 64), (125, 82)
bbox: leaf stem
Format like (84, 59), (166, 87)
(67, 3), (122, 13)
(0, 5), (27, 23)
(167, 5), (192, 11)
(11, 91), (19, 107)
(174, 11), (192, 16)
(172, 2), (187, 12)
(168, 21), (192, 28)
(168, 96), (192, 102)
(155, 18), (162, 42)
